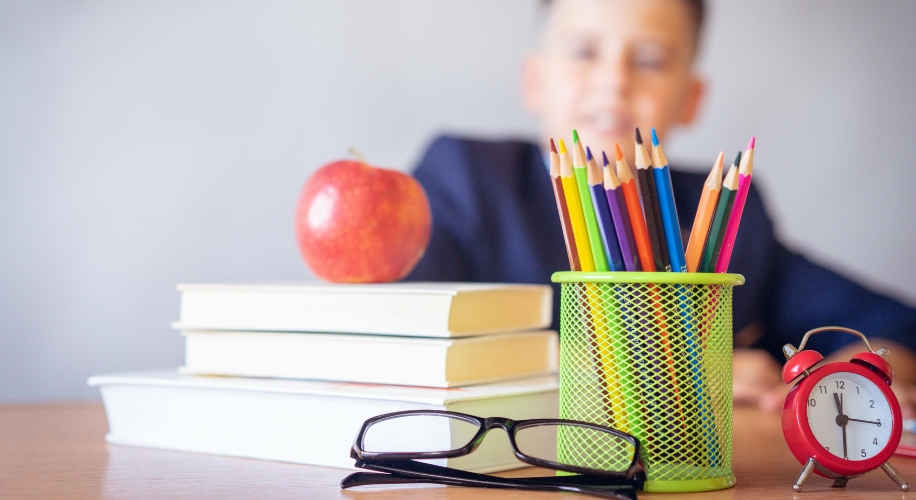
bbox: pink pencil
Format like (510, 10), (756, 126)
(714, 137), (755, 273)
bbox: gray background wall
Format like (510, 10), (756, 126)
(1, 0), (914, 402)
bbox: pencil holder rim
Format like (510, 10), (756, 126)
(551, 271), (745, 286)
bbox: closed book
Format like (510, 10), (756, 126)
(88, 370), (559, 472)
(174, 282), (552, 337)
(181, 330), (559, 387)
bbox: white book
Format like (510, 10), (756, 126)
(89, 370), (559, 472)
(174, 282), (552, 337)
(181, 329), (559, 388)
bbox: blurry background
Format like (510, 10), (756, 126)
(2, 0), (915, 402)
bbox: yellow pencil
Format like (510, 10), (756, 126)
(558, 139), (595, 272)
(685, 152), (724, 272)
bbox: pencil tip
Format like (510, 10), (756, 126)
(614, 143), (624, 161)
(558, 138), (568, 154)
(635, 128), (643, 144)
(651, 128), (659, 147)
(586, 146), (593, 162)
(549, 138), (557, 153)
(748, 136), (756, 150)
(733, 151), (742, 166)
(602, 151), (610, 166)
(572, 129), (579, 143)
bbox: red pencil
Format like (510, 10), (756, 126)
(549, 139), (581, 271)
(616, 144), (655, 272)
(715, 137), (755, 273)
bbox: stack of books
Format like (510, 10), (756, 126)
(90, 282), (560, 472)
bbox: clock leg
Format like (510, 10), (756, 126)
(829, 477), (848, 488)
(881, 462), (910, 492)
(793, 458), (816, 492)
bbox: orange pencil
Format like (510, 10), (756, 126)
(615, 145), (655, 272)
(559, 139), (596, 271)
(685, 152), (724, 272)
(549, 139), (581, 271)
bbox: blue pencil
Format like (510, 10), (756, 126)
(650, 129), (687, 272)
(648, 135), (719, 464)
(586, 147), (625, 271)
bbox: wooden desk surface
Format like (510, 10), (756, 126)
(1, 404), (913, 499)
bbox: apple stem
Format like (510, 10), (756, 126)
(348, 148), (367, 164)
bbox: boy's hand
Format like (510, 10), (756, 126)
(733, 340), (916, 419)
(732, 348), (782, 406)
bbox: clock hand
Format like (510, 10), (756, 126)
(834, 392), (848, 458)
(848, 418), (881, 425)
(842, 421), (848, 459)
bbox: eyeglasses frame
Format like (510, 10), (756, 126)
(350, 409), (646, 485)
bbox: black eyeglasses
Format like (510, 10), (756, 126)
(339, 409), (646, 499)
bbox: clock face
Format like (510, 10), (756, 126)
(806, 371), (893, 461)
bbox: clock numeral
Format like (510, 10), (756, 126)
(873, 438), (878, 445)
(835, 380), (845, 389)
(861, 449), (867, 458)
(818, 385), (826, 394)
(877, 418), (881, 427)
(856, 387), (860, 394)
(869, 400), (875, 408)
(808, 398), (816, 407)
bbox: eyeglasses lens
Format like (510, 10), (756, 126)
(515, 424), (635, 472)
(362, 414), (481, 453)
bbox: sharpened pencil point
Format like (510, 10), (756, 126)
(614, 143), (624, 162)
(586, 146), (593, 162)
(602, 151), (610, 166)
(733, 151), (742, 167)
(748, 136), (756, 150)
(558, 139), (568, 154)
(549, 138), (557, 154)
(651, 128), (659, 147)
(635, 128), (643, 145)
(572, 129), (580, 143)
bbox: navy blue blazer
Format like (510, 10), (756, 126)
(406, 136), (916, 359)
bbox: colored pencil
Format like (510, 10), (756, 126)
(715, 137), (755, 273)
(699, 155), (740, 273)
(635, 128), (670, 272)
(587, 147), (625, 271)
(572, 130), (609, 272)
(603, 148), (640, 272)
(685, 152), (724, 272)
(650, 129), (687, 272)
(616, 149), (655, 272)
(549, 139), (581, 271)
(558, 139), (595, 272)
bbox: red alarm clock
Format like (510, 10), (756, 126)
(781, 326), (910, 492)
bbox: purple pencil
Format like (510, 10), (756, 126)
(603, 149), (640, 271)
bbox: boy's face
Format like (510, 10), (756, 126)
(522, 0), (704, 163)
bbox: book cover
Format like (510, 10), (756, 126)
(181, 329), (559, 387)
(175, 282), (553, 337)
(89, 370), (559, 472)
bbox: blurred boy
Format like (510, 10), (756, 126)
(406, 0), (916, 414)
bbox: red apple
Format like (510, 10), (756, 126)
(295, 159), (432, 283)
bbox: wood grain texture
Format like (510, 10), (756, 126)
(1, 404), (914, 499)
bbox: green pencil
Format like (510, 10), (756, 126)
(699, 155), (740, 273)
(573, 130), (609, 272)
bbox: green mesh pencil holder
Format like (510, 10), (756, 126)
(551, 271), (744, 493)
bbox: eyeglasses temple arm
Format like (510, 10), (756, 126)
(344, 459), (637, 499)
